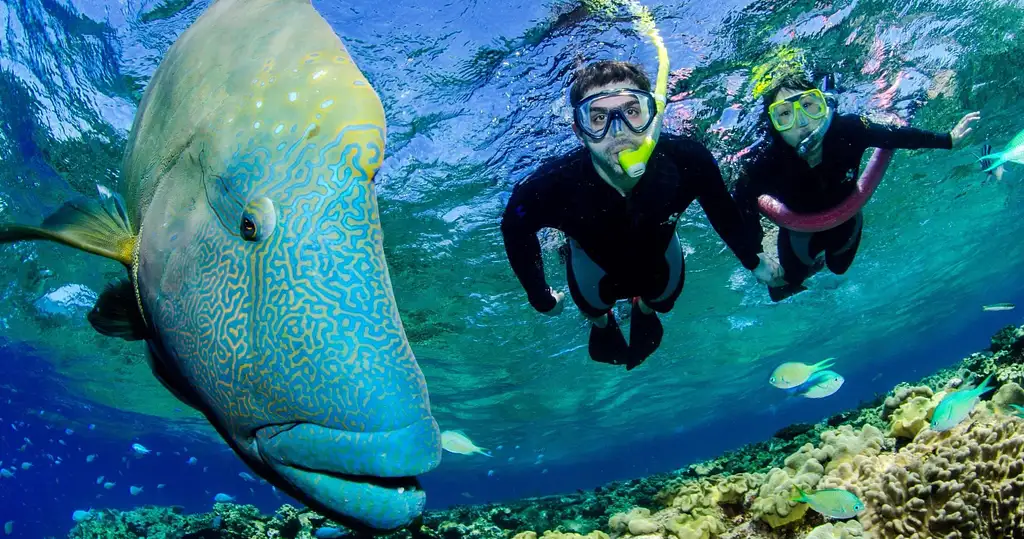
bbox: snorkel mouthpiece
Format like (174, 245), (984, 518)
(620, 137), (657, 177)
(796, 108), (833, 157)
(617, 2), (669, 178)
(795, 73), (839, 157)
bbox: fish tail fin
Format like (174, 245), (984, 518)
(977, 149), (1002, 163)
(984, 158), (1008, 173)
(0, 186), (136, 266)
(479, 449), (494, 457)
(976, 373), (997, 394)
(790, 485), (810, 503)
(813, 357), (836, 372)
(975, 143), (993, 162)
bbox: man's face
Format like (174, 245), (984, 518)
(574, 81), (653, 174)
(770, 87), (826, 149)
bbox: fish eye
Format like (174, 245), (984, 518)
(240, 197), (277, 242)
(240, 216), (257, 240)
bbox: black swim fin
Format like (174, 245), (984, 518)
(626, 299), (663, 370)
(588, 311), (628, 366)
(768, 283), (808, 302)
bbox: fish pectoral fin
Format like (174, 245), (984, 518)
(87, 277), (147, 341)
(147, 346), (203, 411)
(0, 188), (136, 266)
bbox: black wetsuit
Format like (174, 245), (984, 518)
(500, 133), (761, 318)
(733, 114), (952, 298)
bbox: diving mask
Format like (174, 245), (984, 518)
(573, 89), (658, 141)
(768, 88), (829, 132)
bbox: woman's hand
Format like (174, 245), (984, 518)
(950, 111), (981, 148)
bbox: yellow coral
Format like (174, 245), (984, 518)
(888, 392), (944, 440)
(805, 520), (867, 538)
(819, 413), (1024, 537)
(514, 531), (611, 539)
(663, 509), (724, 539)
(607, 474), (761, 538)
(992, 382), (1024, 413)
(751, 425), (882, 528)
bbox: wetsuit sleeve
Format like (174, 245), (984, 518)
(500, 179), (558, 313)
(853, 115), (953, 150)
(686, 145), (762, 270)
(731, 167), (766, 255)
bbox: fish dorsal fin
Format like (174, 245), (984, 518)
(87, 278), (147, 341)
(0, 186), (136, 266)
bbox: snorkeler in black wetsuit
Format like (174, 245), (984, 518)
(500, 60), (781, 370)
(733, 72), (981, 302)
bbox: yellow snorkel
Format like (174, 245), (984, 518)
(617, 2), (669, 178)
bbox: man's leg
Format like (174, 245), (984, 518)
(626, 234), (686, 370)
(566, 239), (628, 365)
(768, 228), (821, 302)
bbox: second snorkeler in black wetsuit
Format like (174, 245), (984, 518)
(733, 72), (981, 302)
(500, 60), (781, 370)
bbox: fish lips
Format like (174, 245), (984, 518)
(254, 415), (442, 532)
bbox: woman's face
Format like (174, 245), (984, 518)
(770, 86), (826, 148)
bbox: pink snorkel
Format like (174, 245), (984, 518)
(758, 148), (893, 233)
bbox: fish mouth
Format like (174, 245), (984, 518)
(253, 416), (441, 532)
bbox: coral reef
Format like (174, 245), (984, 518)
(69, 503), (317, 539)
(65, 324), (1024, 539)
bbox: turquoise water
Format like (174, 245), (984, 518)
(1, 0), (1024, 535)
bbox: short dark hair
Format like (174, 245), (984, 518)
(758, 71), (817, 142)
(569, 60), (652, 108)
(761, 72), (816, 109)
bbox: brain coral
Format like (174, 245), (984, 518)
(819, 412), (1024, 538)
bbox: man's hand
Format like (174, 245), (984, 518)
(950, 111), (981, 148)
(751, 253), (783, 285)
(540, 289), (566, 316)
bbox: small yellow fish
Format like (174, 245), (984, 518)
(441, 430), (493, 457)
(770, 358), (835, 389)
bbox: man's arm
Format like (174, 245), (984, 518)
(500, 180), (558, 313)
(686, 143), (762, 270)
(731, 165), (766, 256)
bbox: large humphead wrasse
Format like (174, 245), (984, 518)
(0, 0), (442, 532)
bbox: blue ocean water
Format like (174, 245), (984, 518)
(1, 0), (1024, 537)
(3, 279), (1022, 538)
